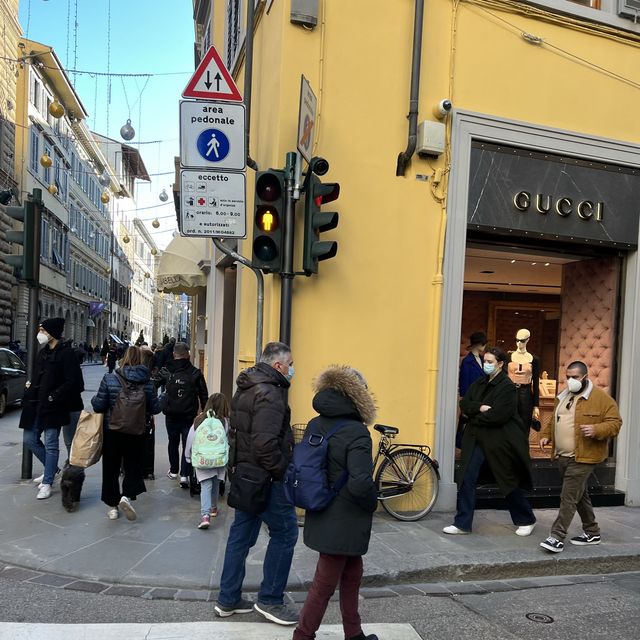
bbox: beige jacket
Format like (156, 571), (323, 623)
(540, 382), (622, 464)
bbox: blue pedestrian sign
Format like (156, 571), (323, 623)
(179, 100), (246, 170)
(197, 128), (230, 163)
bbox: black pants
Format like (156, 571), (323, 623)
(101, 428), (146, 507)
(516, 386), (533, 436)
(165, 416), (192, 477)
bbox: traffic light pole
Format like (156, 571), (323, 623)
(279, 152), (298, 346)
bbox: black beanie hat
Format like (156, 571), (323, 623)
(40, 317), (65, 340)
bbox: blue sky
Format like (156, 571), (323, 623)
(18, 0), (195, 247)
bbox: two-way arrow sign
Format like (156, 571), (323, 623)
(183, 46), (242, 101)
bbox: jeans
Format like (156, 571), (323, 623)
(62, 410), (82, 459)
(23, 420), (60, 485)
(165, 416), (192, 477)
(454, 444), (535, 531)
(218, 481), (298, 606)
(293, 554), (364, 640)
(550, 456), (599, 542)
(200, 477), (220, 515)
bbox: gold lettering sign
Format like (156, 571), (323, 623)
(512, 191), (604, 222)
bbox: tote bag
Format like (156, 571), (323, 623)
(69, 411), (104, 468)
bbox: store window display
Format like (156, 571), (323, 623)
(507, 329), (541, 437)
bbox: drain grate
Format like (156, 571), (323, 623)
(526, 613), (554, 624)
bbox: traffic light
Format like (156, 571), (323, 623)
(252, 170), (285, 273)
(302, 174), (340, 275)
(1, 190), (42, 284)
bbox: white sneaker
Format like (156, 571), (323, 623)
(36, 484), (52, 500)
(107, 507), (119, 520)
(33, 473), (44, 484)
(37, 470), (60, 489)
(516, 523), (536, 537)
(443, 524), (471, 535)
(119, 496), (137, 521)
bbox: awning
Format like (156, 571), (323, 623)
(156, 236), (208, 295)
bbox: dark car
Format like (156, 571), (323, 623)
(0, 347), (26, 417)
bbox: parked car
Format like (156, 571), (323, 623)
(0, 347), (26, 417)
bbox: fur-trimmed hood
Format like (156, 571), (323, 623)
(312, 365), (376, 425)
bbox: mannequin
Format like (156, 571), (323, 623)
(507, 328), (540, 437)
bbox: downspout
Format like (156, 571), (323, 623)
(396, 0), (424, 177)
(244, 0), (258, 171)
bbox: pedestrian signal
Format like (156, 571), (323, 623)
(252, 171), (285, 273)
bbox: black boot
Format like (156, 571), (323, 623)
(346, 633), (378, 640)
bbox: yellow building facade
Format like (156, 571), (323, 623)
(199, 0), (640, 509)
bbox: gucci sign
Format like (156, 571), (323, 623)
(513, 191), (604, 221)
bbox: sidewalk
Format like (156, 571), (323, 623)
(1, 382), (639, 596)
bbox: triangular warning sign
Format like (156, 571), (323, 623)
(182, 46), (243, 101)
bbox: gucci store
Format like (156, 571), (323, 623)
(435, 112), (640, 511)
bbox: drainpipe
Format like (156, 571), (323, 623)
(244, 0), (258, 171)
(396, 0), (424, 177)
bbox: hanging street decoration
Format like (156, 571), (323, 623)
(120, 118), (135, 141)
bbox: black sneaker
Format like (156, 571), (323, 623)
(540, 536), (564, 553)
(214, 597), (254, 618)
(570, 532), (601, 546)
(253, 602), (299, 625)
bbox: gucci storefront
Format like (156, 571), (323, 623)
(435, 111), (640, 511)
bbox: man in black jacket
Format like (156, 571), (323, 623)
(215, 342), (298, 626)
(21, 318), (83, 500)
(160, 342), (208, 486)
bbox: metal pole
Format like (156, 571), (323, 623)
(244, 0), (258, 171)
(212, 238), (264, 362)
(279, 152), (297, 346)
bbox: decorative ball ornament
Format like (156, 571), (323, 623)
(101, 192), (110, 204)
(105, 267), (112, 274)
(159, 188), (168, 202)
(150, 247), (158, 256)
(120, 119), (135, 141)
(47, 184), (58, 195)
(144, 272), (151, 279)
(99, 174), (111, 187)
(123, 234), (131, 243)
(151, 218), (160, 228)
(48, 100), (65, 118)
(40, 154), (52, 168)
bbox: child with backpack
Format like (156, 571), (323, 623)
(291, 366), (379, 640)
(185, 393), (230, 529)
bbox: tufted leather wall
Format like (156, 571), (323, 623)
(558, 257), (621, 394)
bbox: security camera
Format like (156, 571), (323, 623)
(433, 99), (453, 119)
(309, 156), (329, 176)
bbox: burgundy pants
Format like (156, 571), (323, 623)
(293, 553), (364, 640)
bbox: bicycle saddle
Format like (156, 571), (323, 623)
(374, 424), (398, 435)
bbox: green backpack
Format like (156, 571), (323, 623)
(192, 411), (229, 469)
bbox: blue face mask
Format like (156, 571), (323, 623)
(483, 362), (496, 375)
(285, 364), (295, 382)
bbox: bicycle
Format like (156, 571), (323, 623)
(373, 423), (440, 522)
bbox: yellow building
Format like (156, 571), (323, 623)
(188, 0), (640, 510)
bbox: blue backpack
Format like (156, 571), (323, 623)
(284, 421), (350, 512)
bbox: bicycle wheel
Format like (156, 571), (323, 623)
(376, 449), (439, 521)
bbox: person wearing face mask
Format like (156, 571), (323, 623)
(443, 346), (536, 536)
(215, 341), (299, 626)
(19, 318), (83, 500)
(539, 361), (622, 554)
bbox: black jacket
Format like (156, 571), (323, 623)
(459, 370), (533, 494)
(228, 362), (293, 480)
(303, 366), (378, 557)
(20, 340), (84, 428)
(161, 357), (208, 420)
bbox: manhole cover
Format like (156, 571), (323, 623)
(526, 613), (554, 624)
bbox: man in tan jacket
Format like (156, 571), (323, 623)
(539, 361), (622, 553)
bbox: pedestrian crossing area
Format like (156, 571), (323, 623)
(0, 622), (421, 640)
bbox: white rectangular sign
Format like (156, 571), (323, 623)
(180, 169), (246, 238)
(180, 100), (246, 170)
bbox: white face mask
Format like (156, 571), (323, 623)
(566, 377), (584, 394)
(37, 332), (50, 346)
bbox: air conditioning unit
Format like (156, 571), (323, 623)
(290, 0), (318, 28)
(417, 120), (446, 157)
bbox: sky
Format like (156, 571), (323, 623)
(18, 0), (195, 248)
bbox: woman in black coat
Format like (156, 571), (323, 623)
(443, 347), (536, 536)
(293, 365), (378, 640)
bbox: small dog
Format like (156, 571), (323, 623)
(60, 464), (85, 512)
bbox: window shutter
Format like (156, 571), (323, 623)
(618, 0), (640, 19)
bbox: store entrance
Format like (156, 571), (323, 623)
(458, 236), (624, 506)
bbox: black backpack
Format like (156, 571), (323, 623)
(109, 372), (147, 435)
(161, 367), (200, 417)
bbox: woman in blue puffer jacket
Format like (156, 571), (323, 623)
(92, 346), (160, 521)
